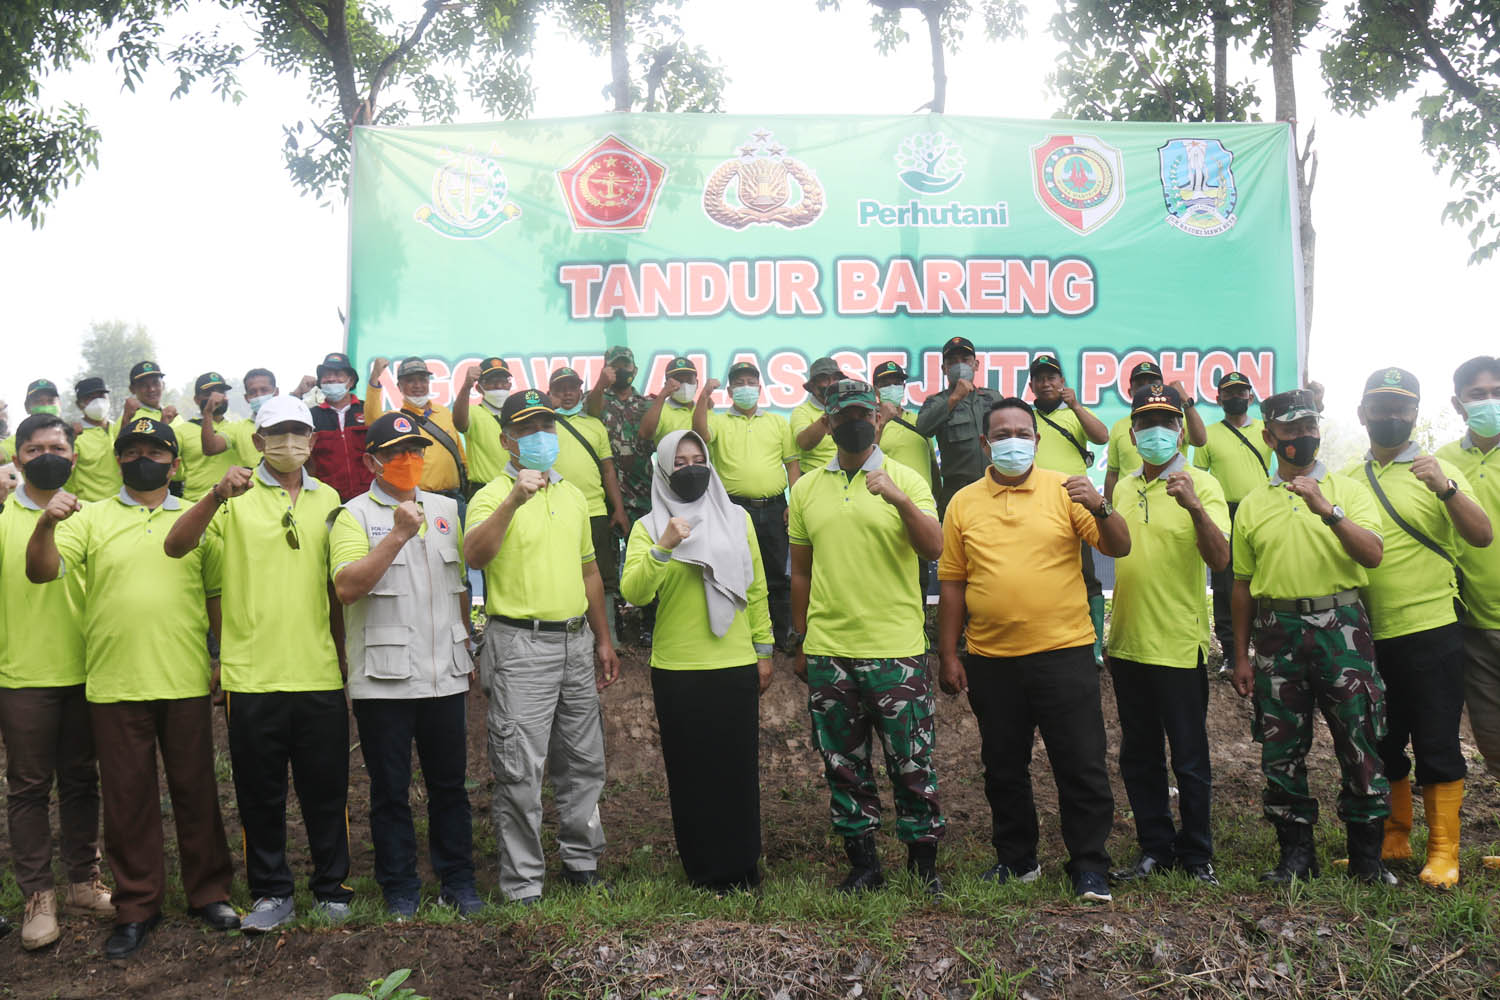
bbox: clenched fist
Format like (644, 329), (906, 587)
(1165, 470), (1202, 512)
(392, 500), (423, 539)
(865, 467), (905, 505)
(659, 516), (693, 550)
(508, 468), (547, 505)
(1410, 454), (1449, 494)
(215, 466), (253, 500)
(1065, 475), (1104, 512)
(1282, 476), (1332, 517)
(42, 490), (82, 524)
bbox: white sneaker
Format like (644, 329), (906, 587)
(240, 896), (295, 933)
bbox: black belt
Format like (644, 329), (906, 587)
(491, 614), (586, 634)
(729, 494), (786, 509)
(1258, 590), (1360, 615)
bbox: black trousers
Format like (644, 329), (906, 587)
(965, 645), (1114, 875)
(1209, 501), (1241, 647)
(1375, 623), (1467, 786)
(226, 689), (353, 902)
(1110, 656), (1213, 866)
(728, 495), (790, 644)
(352, 694), (475, 900)
(651, 664), (762, 891)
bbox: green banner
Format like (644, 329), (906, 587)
(348, 113), (1304, 468)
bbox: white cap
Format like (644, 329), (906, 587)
(254, 394), (314, 430)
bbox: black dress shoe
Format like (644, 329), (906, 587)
(188, 900), (240, 930)
(105, 913), (162, 959)
(1109, 855), (1171, 884)
(1183, 862), (1220, 886)
(0, 913), (11, 937)
(560, 867), (608, 889)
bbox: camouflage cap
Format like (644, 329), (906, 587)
(1261, 389), (1321, 424)
(825, 379), (879, 414)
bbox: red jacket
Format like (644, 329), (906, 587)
(310, 398), (373, 501)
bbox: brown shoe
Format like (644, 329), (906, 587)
(22, 890), (60, 951)
(64, 877), (116, 918)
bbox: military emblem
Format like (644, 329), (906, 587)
(393, 416), (414, 434)
(703, 130), (824, 230)
(895, 132), (965, 194)
(415, 146), (522, 240)
(556, 134), (666, 232)
(1031, 134), (1125, 235)
(1159, 138), (1238, 237)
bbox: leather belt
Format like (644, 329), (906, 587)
(1258, 590), (1360, 615)
(729, 494), (785, 509)
(491, 615), (586, 634)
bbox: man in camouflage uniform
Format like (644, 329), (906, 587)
(1229, 389), (1394, 884)
(586, 346), (655, 639)
(787, 380), (946, 894)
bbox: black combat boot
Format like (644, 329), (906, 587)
(836, 834), (885, 893)
(906, 842), (941, 897)
(1345, 820), (1399, 885)
(1260, 821), (1319, 883)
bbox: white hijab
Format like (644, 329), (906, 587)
(643, 430), (754, 637)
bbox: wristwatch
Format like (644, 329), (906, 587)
(784, 629), (805, 650)
(1093, 499), (1114, 519)
(1322, 505), (1345, 527)
(1438, 479), (1459, 502)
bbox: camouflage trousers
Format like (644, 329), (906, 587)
(806, 654), (944, 844)
(1251, 603), (1389, 826)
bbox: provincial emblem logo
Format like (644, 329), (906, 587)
(415, 146), (523, 240)
(1031, 134), (1126, 235)
(703, 131), (824, 230)
(556, 134), (667, 232)
(1158, 138), (1239, 237)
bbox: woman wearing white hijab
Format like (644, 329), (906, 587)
(620, 429), (773, 891)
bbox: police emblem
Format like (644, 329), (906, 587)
(703, 131), (824, 230)
(415, 146), (522, 240)
(1158, 138), (1238, 237)
(393, 416), (414, 433)
(434, 516), (452, 535)
(132, 419), (155, 433)
(556, 134), (667, 232)
(1031, 134), (1125, 235)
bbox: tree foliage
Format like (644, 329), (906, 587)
(73, 319), (159, 421)
(548, 0), (726, 112)
(1322, 0), (1500, 264)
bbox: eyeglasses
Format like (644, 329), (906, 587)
(1136, 487), (1150, 524)
(282, 508), (300, 550)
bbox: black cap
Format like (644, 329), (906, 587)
(115, 416), (178, 457)
(24, 379), (59, 402)
(317, 352), (358, 384)
(477, 357), (511, 379)
(872, 360), (907, 382)
(727, 361), (760, 381)
(129, 361), (164, 384)
(501, 388), (555, 425)
(549, 366), (583, 388)
(1217, 371), (1252, 390)
(1261, 389), (1321, 424)
(1029, 354), (1063, 375)
(1131, 383), (1184, 417)
(194, 371), (231, 395)
(365, 412), (433, 453)
(1129, 361), (1163, 382)
(942, 336), (975, 358)
(1363, 366), (1420, 401)
(665, 356), (697, 379)
(74, 377), (106, 398)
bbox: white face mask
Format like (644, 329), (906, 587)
(672, 383), (696, 405)
(83, 397), (110, 422)
(483, 388), (511, 409)
(405, 392), (434, 407)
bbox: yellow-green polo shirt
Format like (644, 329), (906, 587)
(707, 409), (795, 499)
(1108, 461), (1229, 668)
(1437, 435), (1500, 629)
(174, 416), (257, 502)
(619, 514), (773, 669)
(788, 449), (935, 658)
(1034, 405), (1091, 477)
(464, 402), (509, 484)
(879, 411), (935, 489)
(110, 404), (164, 439)
(0, 485), (86, 687)
(1340, 448), (1469, 640)
(1106, 415), (1188, 476)
(790, 400), (837, 473)
(1193, 418), (1272, 504)
(53, 489), (221, 703)
(1232, 462), (1383, 600)
(650, 399), (696, 444)
(67, 423), (123, 501)
(205, 464), (342, 693)
(467, 468), (594, 620)
(555, 413), (612, 517)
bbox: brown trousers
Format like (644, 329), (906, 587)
(1464, 626), (1500, 773)
(0, 685), (101, 895)
(89, 697), (234, 923)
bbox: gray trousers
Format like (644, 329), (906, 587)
(1463, 626), (1500, 773)
(481, 620), (606, 899)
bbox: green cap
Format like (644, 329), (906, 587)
(824, 379), (878, 414)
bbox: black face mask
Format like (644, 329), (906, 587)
(614, 369), (636, 389)
(668, 463), (711, 502)
(1366, 417), (1413, 449)
(1221, 396), (1250, 417)
(1274, 434), (1320, 468)
(120, 456), (172, 491)
(1034, 396), (1063, 414)
(831, 419), (877, 454)
(210, 401), (229, 418)
(23, 453), (73, 491)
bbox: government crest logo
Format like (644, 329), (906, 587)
(556, 134), (667, 232)
(415, 146), (522, 240)
(703, 131), (824, 230)
(392, 416), (414, 434)
(1158, 138), (1238, 237)
(434, 516), (452, 535)
(896, 132), (965, 194)
(1031, 134), (1125, 235)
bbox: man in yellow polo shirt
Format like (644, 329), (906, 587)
(695, 360), (800, 649)
(639, 355), (699, 444)
(1105, 384), (1229, 888)
(1340, 367), (1490, 888)
(177, 372), (257, 502)
(368, 356), (468, 500)
(164, 395), (350, 932)
(787, 380), (945, 894)
(1439, 355), (1500, 871)
(790, 356), (844, 475)
(1103, 361), (1204, 506)
(68, 377), (122, 501)
(453, 356), (513, 490)
(1228, 389), (1392, 886)
(114, 360), (177, 431)
(465, 389), (619, 903)
(936, 396), (1130, 903)
(26, 416), (234, 959)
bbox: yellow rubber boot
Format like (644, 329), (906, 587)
(1382, 777), (1413, 860)
(1419, 780), (1463, 889)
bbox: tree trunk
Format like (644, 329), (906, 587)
(924, 2), (946, 113)
(1268, 0), (1315, 355)
(1211, 1), (1228, 121)
(609, 0), (630, 112)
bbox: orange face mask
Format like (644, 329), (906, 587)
(378, 452), (425, 492)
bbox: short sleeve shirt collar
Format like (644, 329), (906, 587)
(822, 446), (885, 474)
(504, 461), (562, 484)
(984, 464), (1037, 495)
(1270, 459), (1328, 486)
(1362, 441), (1422, 464)
(255, 461), (322, 491)
(1133, 452), (1189, 482)
(117, 487), (182, 510)
(13, 482), (42, 510)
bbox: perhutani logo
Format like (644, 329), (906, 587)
(858, 132), (1008, 229)
(415, 146), (522, 240)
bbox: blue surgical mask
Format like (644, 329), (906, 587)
(1465, 398), (1500, 438)
(731, 385), (759, 411)
(247, 393), (272, 413)
(518, 430), (559, 471)
(878, 385), (906, 407)
(989, 437), (1035, 476)
(556, 402), (583, 417)
(320, 382), (348, 402)
(1135, 425), (1181, 466)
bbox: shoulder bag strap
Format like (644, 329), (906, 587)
(410, 411), (469, 495)
(1221, 419), (1269, 475)
(892, 414), (942, 485)
(556, 415), (605, 469)
(1036, 408), (1095, 466)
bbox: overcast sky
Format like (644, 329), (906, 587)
(0, 0), (1488, 440)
